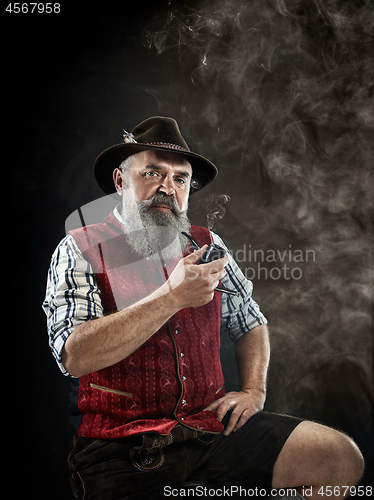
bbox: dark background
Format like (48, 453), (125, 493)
(4, 0), (373, 497)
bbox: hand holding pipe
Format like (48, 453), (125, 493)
(181, 232), (240, 297)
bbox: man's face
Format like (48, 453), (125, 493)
(115, 149), (192, 213)
(114, 150), (192, 258)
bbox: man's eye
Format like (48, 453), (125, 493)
(145, 171), (158, 177)
(175, 177), (185, 184)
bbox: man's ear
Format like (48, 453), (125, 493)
(113, 168), (125, 195)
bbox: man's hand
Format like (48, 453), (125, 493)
(166, 245), (229, 310)
(204, 388), (266, 436)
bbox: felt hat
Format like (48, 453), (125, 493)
(94, 116), (218, 194)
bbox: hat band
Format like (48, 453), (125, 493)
(145, 142), (189, 152)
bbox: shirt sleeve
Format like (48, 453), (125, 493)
(211, 232), (268, 342)
(42, 235), (104, 376)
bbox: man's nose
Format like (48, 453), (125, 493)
(158, 176), (176, 196)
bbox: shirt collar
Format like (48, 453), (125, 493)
(113, 204), (125, 225)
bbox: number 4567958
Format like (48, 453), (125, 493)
(5, 3), (61, 13)
(318, 486), (372, 497)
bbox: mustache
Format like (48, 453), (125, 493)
(138, 193), (184, 217)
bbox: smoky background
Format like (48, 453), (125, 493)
(5, 0), (373, 496)
(143, 0), (374, 485)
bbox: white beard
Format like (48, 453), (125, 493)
(119, 188), (191, 261)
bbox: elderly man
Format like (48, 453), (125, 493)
(43, 117), (363, 499)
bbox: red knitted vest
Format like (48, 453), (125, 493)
(68, 212), (225, 439)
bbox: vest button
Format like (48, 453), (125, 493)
(180, 417), (185, 421)
(180, 352), (184, 358)
(182, 376), (186, 381)
(174, 329), (178, 335)
(181, 399), (186, 404)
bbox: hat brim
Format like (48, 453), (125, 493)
(94, 143), (218, 195)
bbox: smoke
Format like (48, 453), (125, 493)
(143, 0), (373, 466)
(206, 194), (231, 229)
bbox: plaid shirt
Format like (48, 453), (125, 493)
(42, 211), (267, 376)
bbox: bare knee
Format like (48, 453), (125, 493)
(300, 423), (365, 486)
(273, 421), (365, 491)
(334, 430), (364, 485)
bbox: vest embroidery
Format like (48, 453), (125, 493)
(68, 213), (225, 438)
